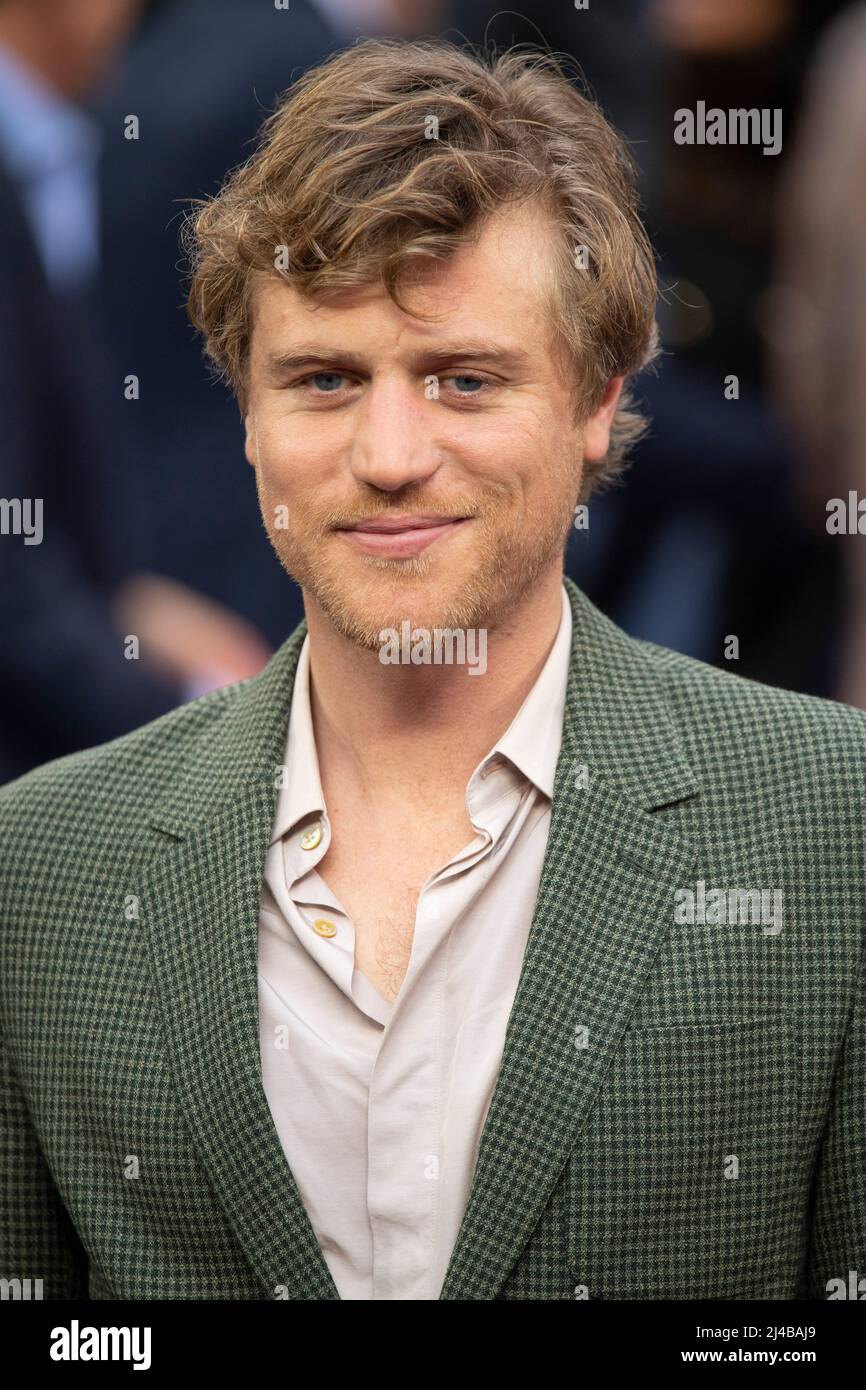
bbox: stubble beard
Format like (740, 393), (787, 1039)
(265, 489), (576, 652)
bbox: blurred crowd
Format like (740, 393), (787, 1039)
(0, 0), (863, 780)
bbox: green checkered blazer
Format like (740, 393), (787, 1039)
(1, 578), (864, 1300)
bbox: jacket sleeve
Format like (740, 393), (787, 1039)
(806, 944), (866, 1297)
(0, 1024), (89, 1299)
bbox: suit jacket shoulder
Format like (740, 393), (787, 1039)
(0, 621), (307, 852)
(639, 631), (866, 790)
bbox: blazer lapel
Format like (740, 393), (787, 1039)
(142, 627), (340, 1300)
(440, 580), (700, 1299)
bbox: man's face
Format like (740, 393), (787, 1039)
(244, 199), (621, 647)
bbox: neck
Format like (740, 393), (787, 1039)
(304, 567), (566, 803)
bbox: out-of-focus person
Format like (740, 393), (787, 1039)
(570, 0), (847, 694)
(0, 0), (271, 783)
(770, 2), (866, 708)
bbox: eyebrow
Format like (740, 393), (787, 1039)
(262, 340), (531, 376)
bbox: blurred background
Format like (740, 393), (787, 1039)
(1, 0), (864, 781)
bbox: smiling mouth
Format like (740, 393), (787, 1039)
(334, 515), (470, 557)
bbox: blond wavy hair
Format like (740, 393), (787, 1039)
(185, 38), (659, 496)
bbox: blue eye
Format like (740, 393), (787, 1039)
(451, 375), (485, 393)
(309, 372), (345, 392)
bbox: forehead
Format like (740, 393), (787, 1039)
(248, 198), (560, 356)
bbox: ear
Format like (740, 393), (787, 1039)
(582, 376), (625, 462)
(244, 415), (258, 469)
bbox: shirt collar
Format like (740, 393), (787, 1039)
(270, 582), (572, 846)
(470, 583), (572, 800)
(270, 633), (325, 846)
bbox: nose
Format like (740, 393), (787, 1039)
(348, 372), (441, 492)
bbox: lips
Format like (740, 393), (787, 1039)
(335, 514), (469, 558)
(339, 515), (463, 533)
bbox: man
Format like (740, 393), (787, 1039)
(1, 38), (864, 1302)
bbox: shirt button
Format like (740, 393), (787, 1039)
(312, 918), (337, 939)
(300, 823), (323, 851)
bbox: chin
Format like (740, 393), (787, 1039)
(324, 575), (485, 650)
(286, 531), (522, 641)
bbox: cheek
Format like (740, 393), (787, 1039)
(251, 438), (307, 534)
(252, 425), (309, 498)
(256, 410), (349, 490)
(253, 421), (347, 541)
(468, 408), (578, 503)
(449, 409), (547, 481)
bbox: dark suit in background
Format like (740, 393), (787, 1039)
(0, 159), (181, 782)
